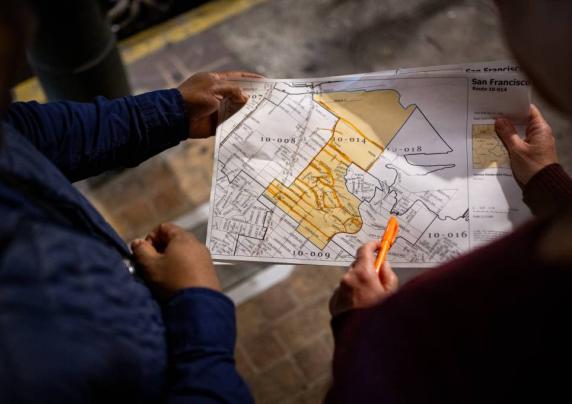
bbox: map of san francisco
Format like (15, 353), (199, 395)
(206, 70), (531, 267)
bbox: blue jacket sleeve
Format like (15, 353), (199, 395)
(163, 288), (253, 404)
(3, 89), (188, 182)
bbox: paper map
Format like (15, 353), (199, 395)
(206, 62), (532, 267)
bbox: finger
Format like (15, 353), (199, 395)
(131, 239), (160, 267)
(214, 71), (265, 80)
(145, 226), (169, 252)
(495, 117), (525, 151)
(529, 104), (546, 125)
(526, 104), (552, 140)
(356, 240), (380, 260)
(145, 228), (159, 243)
(156, 223), (185, 244)
(354, 241), (380, 279)
(213, 83), (248, 104)
(378, 261), (398, 291)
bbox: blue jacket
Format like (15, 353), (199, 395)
(0, 89), (253, 404)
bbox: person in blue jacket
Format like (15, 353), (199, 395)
(0, 1), (255, 403)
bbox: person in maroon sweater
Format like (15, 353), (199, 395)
(326, 1), (572, 403)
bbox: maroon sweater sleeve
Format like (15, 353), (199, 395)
(523, 163), (572, 216)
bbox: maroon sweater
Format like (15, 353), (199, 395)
(327, 164), (572, 403)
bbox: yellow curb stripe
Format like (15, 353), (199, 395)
(14, 0), (267, 102)
(120, 0), (267, 64)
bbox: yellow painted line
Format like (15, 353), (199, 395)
(13, 0), (267, 102)
(121, 0), (267, 64)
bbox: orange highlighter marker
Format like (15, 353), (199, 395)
(374, 216), (399, 273)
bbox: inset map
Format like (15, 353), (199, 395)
(472, 124), (510, 169)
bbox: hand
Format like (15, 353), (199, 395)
(495, 104), (558, 187)
(177, 71), (262, 139)
(131, 223), (220, 301)
(329, 240), (399, 317)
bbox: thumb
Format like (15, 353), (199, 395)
(495, 117), (525, 152)
(528, 104), (547, 128)
(131, 239), (160, 268)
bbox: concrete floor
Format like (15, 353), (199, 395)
(224, 0), (506, 76)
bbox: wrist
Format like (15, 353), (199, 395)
(173, 88), (192, 138)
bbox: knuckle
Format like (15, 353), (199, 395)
(163, 222), (181, 235)
(341, 272), (353, 285)
(355, 269), (372, 283)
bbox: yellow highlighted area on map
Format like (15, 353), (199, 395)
(264, 90), (415, 249)
(472, 124), (510, 169)
(316, 90), (415, 154)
